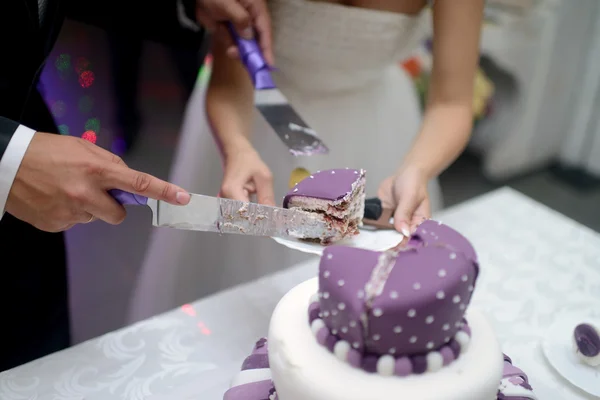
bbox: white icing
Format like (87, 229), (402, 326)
(455, 331), (470, 353)
(373, 308), (383, 317)
(453, 296), (461, 304)
(438, 269), (447, 278)
(426, 352), (444, 373)
(498, 378), (538, 399)
(376, 355), (395, 376)
(334, 340), (351, 361)
(436, 291), (445, 299)
(408, 309), (416, 318)
(311, 318), (325, 335)
(425, 316), (434, 324)
(268, 279), (504, 400)
(310, 293), (320, 303)
(230, 368), (272, 387)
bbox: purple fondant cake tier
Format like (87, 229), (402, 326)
(317, 220), (479, 356)
(283, 168), (364, 208)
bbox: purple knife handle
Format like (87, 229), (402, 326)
(109, 189), (148, 206)
(227, 23), (275, 90)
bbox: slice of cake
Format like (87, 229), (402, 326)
(222, 220), (538, 400)
(283, 168), (366, 244)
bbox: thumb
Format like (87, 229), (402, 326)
(393, 192), (419, 238)
(254, 173), (275, 206)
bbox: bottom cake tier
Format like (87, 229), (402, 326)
(273, 278), (503, 400)
(224, 278), (538, 400)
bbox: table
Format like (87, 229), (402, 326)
(1, 187), (599, 399)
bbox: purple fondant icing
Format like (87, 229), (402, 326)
(362, 355), (378, 373)
(412, 355), (428, 374)
(348, 349), (362, 368)
(574, 323), (600, 357)
(308, 302), (320, 323)
(319, 247), (381, 352)
(223, 380), (274, 400)
(440, 346), (454, 366)
(318, 220), (479, 357)
(283, 168), (364, 208)
(242, 353), (270, 370)
(316, 327), (329, 345)
(498, 355), (535, 399)
(449, 339), (461, 359)
(394, 357), (412, 376)
(325, 334), (337, 352)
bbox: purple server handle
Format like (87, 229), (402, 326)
(227, 23), (275, 90)
(109, 189), (148, 206)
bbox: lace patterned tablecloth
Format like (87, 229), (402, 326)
(1, 187), (599, 400)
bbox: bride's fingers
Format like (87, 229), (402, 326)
(215, 25), (240, 59)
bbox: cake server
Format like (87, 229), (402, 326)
(109, 189), (327, 239)
(228, 24), (329, 156)
(363, 197), (395, 230)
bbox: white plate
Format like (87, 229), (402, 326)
(541, 313), (600, 397)
(272, 228), (404, 255)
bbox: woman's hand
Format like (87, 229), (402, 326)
(220, 144), (276, 205)
(377, 166), (431, 237)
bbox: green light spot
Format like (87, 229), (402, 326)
(84, 117), (101, 133)
(58, 124), (70, 135)
(55, 54), (71, 72)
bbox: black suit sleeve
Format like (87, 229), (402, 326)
(0, 117), (20, 162)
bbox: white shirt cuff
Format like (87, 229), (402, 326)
(0, 125), (36, 218)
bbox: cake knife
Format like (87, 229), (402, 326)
(228, 24), (329, 156)
(109, 189), (327, 239)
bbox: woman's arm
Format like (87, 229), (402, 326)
(205, 32), (275, 204)
(206, 34), (255, 157)
(399, 0), (485, 179)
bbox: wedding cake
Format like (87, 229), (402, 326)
(223, 220), (537, 399)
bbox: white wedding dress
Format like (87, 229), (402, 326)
(128, 0), (443, 322)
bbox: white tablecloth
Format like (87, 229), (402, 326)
(1, 187), (599, 400)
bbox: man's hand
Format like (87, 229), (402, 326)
(5, 132), (191, 232)
(196, 0), (274, 65)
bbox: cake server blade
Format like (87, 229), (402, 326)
(108, 189), (327, 239)
(228, 24), (329, 156)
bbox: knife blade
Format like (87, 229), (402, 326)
(228, 24), (329, 156)
(109, 189), (329, 240)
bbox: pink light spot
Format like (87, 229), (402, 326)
(81, 130), (97, 144)
(181, 304), (196, 317)
(197, 321), (212, 336)
(79, 70), (95, 88)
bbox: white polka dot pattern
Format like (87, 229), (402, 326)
(318, 220), (479, 356)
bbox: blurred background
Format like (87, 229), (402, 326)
(45, 0), (600, 343)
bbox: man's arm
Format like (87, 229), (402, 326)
(0, 117), (36, 217)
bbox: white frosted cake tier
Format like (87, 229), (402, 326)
(268, 278), (504, 400)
